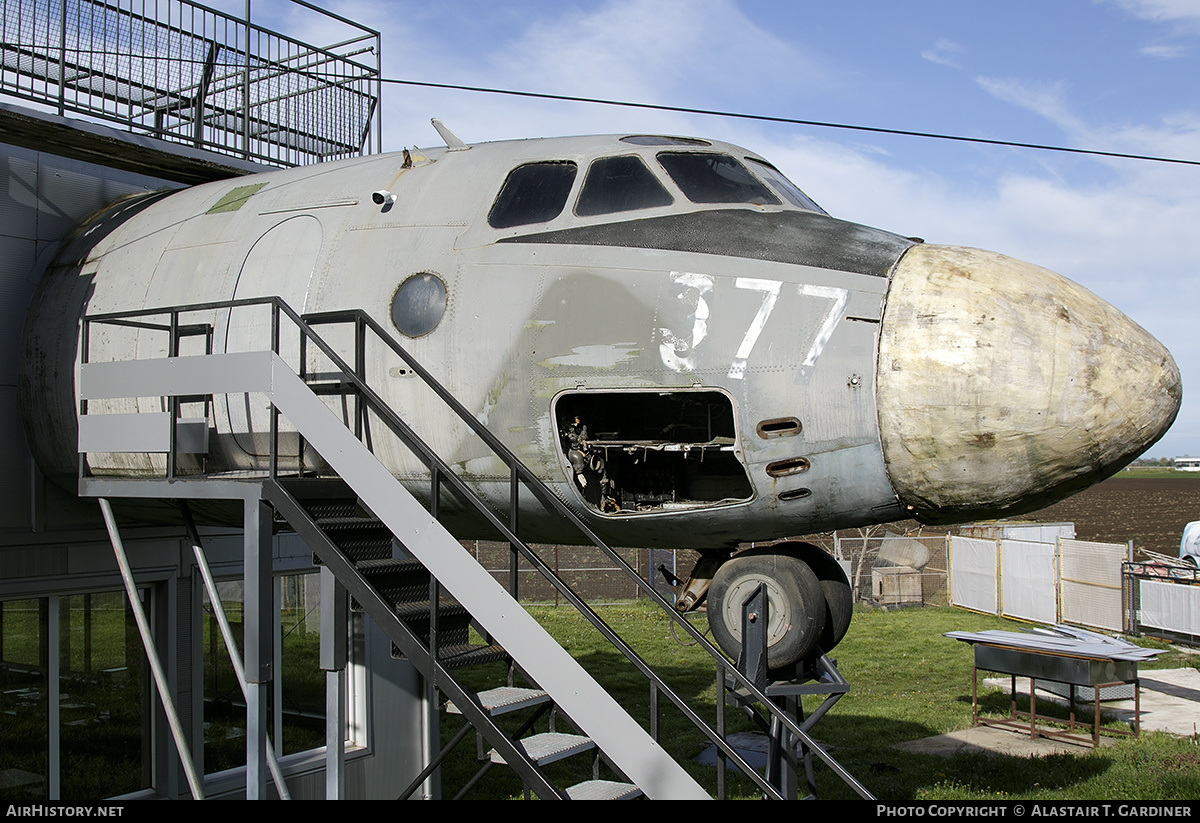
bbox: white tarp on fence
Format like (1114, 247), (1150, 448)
(999, 539), (1057, 623)
(949, 536), (997, 614)
(1138, 579), (1200, 636)
(1060, 539), (1126, 632)
(949, 534), (1126, 630)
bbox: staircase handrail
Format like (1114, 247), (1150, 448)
(81, 296), (872, 799)
(304, 306), (871, 799)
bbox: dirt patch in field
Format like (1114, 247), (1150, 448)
(1015, 476), (1200, 555)
(889, 476), (1200, 556)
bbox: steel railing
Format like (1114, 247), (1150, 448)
(80, 296), (874, 800)
(1, 0), (381, 166)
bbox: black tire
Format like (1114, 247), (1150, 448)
(774, 541), (853, 652)
(707, 548), (826, 669)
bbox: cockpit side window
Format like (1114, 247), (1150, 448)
(576, 155), (674, 216)
(656, 152), (781, 206)
(488, 161), (578, 228)
(746, 158), (826, 214)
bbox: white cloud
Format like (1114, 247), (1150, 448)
(1140, 43), (1190, 58)
(975, 77), (1087, 133)
(1106, 0), (1200, 23)
(921, 39), (965, 69)
(362, 0), (835, 149)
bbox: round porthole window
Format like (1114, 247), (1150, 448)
(391, 273), (447, 337)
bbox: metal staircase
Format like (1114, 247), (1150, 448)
(265, 475), (642, 799)
(77, 296), (874, 800)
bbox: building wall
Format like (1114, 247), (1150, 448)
(0, 138), (181, 536)
(0, 109), (430, 801)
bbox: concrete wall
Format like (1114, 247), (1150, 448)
(0, 137), (181, 536)
(0, 105), (430, 800)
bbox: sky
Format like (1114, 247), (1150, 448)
(219, 0), (1200, 458)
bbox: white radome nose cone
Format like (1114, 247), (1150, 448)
(877, 244), (1181, 523)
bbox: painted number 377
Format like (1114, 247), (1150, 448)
(658, 272), (847, 379)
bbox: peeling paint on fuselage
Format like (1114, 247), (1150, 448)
(537, 343), (641, 370)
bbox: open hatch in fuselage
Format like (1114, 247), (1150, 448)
(554, 390), (753, 515)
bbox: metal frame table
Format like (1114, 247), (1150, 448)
(968, 642), (1140, 747)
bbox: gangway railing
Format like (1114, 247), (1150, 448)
(79, 296), (874, 800)
(1, 0), (381, 166)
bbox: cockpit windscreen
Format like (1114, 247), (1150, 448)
(746, 158), (825, 214)
(656, 153), (780, 206)
(576, 155), (674, 216)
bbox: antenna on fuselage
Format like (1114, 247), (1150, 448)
(431, 119), (468, 150)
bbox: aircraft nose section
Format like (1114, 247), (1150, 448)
(876, 244), (1181, 523)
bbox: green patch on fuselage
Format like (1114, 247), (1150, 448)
(207, 183), (268, 214)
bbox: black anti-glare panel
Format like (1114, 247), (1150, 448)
(499, 209), (915, 278)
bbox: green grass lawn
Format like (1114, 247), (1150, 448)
(438, 602), (1200, 800)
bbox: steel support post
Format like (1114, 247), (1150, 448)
(47, 596), (60, 799)
(320, 566), (347, 799)
(99, 499), (204, 799)
(245, 497), (273, 799)
(184, 504), (289, 798)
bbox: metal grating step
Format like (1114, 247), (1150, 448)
(390, 641), (508, 669)
(387, 597), (468, 620)
(352, 557), (425, 575)
(446, 686), (550, 717)
(314, 515), (386, 529)
(489, 732), (595, 766)
(565, 780), (643, 800)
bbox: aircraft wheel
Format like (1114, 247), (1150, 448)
(773, 541), (853, 652)
(707, 548), (826, 669)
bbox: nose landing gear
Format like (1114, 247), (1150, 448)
(704, 542), (853, 671)
(698, 542), (862, 799)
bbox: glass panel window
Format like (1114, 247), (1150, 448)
(202, 573), (330, 770)
(278, 572), (323, 756)
(620, 135), (711, 147)
(58, 592), (148, 799)
(1, 592), (149, 801)
(487, 162), (578, 228)
(745, 158), (825, 214)
(656, 152), (781, 205)
(0, 599), (48, 800)
(576, 155), (673, 216)
(203, 580), (247, 773)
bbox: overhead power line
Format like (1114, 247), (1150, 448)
(40, 46), (1200, 166)
(384, 77), (1200, 167)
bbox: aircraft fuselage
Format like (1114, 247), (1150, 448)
(21, 132), (1180, 553)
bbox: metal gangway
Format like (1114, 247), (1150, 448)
(0, 0), (381, 166)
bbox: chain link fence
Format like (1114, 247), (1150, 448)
(464, 541), (699, 606)
(465, 533), (951, 610)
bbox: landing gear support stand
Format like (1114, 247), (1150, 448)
(721, 583), (855, 800)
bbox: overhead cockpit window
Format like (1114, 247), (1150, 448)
(620, 135), (712, 147)
(656, 153), (781, 206)
(576, 155), (674, 216)
(746, 158), (826, 214)
(488, 161), (578, 228)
